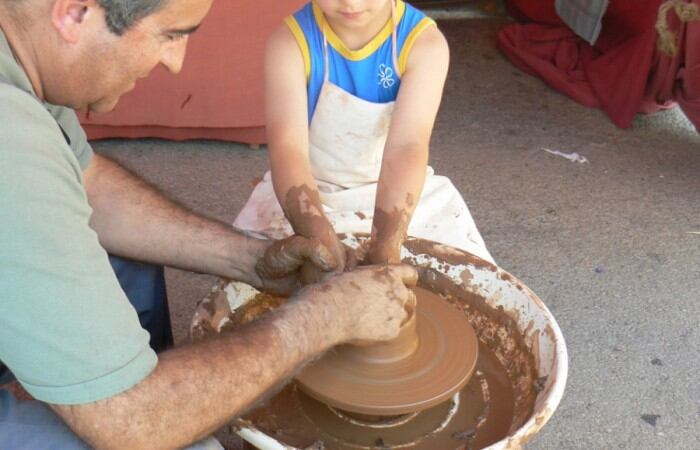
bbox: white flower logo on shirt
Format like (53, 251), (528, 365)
(378, 64), (395, 89)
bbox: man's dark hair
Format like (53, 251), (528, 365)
(95, 0), (169, 35)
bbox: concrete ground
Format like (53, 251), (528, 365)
(95, 19), (699, 450)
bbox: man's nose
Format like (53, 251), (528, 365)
(161, 36), (189, 74)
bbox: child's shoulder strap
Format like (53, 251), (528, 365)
(397, 1), (437, 75)
(284, 3), (318, 81)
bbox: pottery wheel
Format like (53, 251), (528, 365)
(296, 287), (479, 416)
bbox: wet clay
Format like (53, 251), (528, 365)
(245, 340), (515, 449)
(414, 269), (538, 431)
(241, 282), (537, 449)
(296, 288), (479, 415)
(193, 238), (540, 448)
(191, 284), (287, 341)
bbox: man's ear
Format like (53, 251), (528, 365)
(50, 0), (95, 44)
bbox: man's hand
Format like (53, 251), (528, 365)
(296, 265), (418, 344)
(255, 235), (338, 294)
(51, 260), (417, 450)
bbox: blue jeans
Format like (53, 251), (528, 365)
(108, 255), (174, 353)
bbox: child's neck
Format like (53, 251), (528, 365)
(324, 1), (394, 51)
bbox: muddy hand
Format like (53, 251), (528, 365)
(307, 265), (418, 344)
(300, 236), (356, 284)
(365, 236), (404, 265)
(256, 236), (337, 294)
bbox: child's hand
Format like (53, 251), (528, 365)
(255, 235), (338, 294)
(300, 234), (356, 284)
(366, 239), (403, 265)
(367, 206), (410, 265)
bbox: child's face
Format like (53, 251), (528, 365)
(315, 0), (392, 28)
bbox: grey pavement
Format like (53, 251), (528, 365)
(95, 19), (699, 450)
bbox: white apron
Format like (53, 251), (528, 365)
(233, 3), (493, 263)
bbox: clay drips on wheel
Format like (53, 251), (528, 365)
(243, 285), (538, 449)
(200, 237), (541, 448)
(247, 340), (518, 449)
(296, 288), (479, 416)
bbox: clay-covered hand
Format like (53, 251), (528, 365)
(298, 265), (418, 344)
(255, 235), (337, 295)
(365, 239), (403, 265)
(300, 233), (357, 284)
(367, 209), (409, 265)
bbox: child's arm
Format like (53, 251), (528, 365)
(368, 25), (450, 264)
(265, 25), (348, 278)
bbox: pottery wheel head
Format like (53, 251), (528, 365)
(296, 287), (479, 416)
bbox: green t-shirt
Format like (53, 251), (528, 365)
(0, 29), (157, 405)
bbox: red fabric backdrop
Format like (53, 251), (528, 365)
(499, 0), (700, 131)
(80, 0), (306, 144)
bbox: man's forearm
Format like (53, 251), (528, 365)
(52, 291), (342, 450)
(83, 153), (265, 285)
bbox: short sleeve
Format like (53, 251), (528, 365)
(46, 102), (94, 169)
(0, 85), (157, 405)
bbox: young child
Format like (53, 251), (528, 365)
(234, 0), (493, 276)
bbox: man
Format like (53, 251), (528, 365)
(0, 0), (417, 449)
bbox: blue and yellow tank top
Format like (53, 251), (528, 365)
(285, 1), (436, 120)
